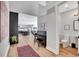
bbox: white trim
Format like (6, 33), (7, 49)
(4, 1), (9, 11)
(4, 45), (10, 57)
(0, 37), (10, 57)
(46, 46), (57, 55)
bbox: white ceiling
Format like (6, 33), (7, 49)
(9, 1), (77, 16)
(9, 1), (61, 16)
(9, 1), (47, 16)
(59, 1), (77, 13)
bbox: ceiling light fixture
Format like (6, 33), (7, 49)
(64, 4), (69, 9)
(38, 1), (46, 6)
(74, 2), (79, 18)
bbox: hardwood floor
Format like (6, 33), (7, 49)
(7, 34), (56, 57)
(7, 34), (78, 57)
(59, 44), (78, 57)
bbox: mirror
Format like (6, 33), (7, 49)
(73, 20), (79, 31)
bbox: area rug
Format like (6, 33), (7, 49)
(17, 45), (40, 57)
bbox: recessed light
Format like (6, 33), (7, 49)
(38, 1), (46, 6)
(64, 4), (69, 8)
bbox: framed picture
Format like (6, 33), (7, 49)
(64, 25), (70, 30)
(73, 20), (79, 31)
(40, 23), (46, 30)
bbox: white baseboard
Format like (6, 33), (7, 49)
(4, 45), (10, 57)
(46, 46), (57, 55)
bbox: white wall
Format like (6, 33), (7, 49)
(38, 6), (59, 55)
(60, 9), (78, 47)
(0, 37), (9, 57)
(61, 9), (78, 35)
(19, 13), (37, 27)
(0, 1), (10, 57)
(38, 15), (46, 31)
(46, 11), (57, 54)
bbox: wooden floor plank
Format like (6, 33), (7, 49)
(7, 34), (78, 57)
(7, 34), (56, 57)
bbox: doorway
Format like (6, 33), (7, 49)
(58, 1), (78, 56)
(18, 13), (38, 47)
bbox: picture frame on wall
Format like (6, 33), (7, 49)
(40, 23), (46, 30)
(42, 23), (45, 29)
(64, 25), (70, 30)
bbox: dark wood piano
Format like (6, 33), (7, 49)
(32, 31), (46, 48)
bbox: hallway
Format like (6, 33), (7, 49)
(7, 34), (56, 57)
(7, 34), (78, 57)
(0, 1), (79, 58)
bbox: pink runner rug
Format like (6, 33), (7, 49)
(17, 45), (40, 57)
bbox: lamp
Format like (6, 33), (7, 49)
(74, 2), (79, 21)
(74, 11), (78, 16)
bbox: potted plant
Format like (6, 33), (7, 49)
(10, 36), (17, 44)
